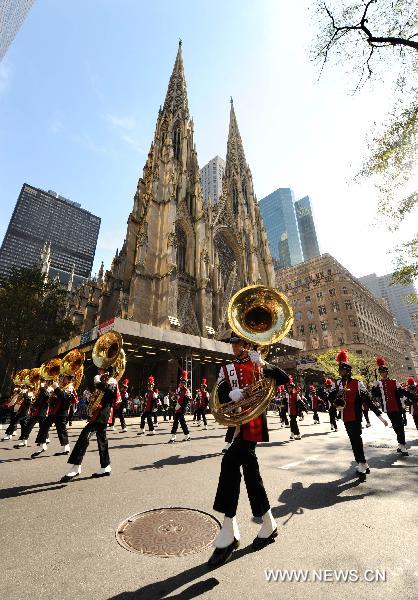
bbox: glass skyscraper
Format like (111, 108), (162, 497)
(0, 183), (101, 285)
(259, 188), (303, 268)
(0, 0), (35, 63)
(295, 196), (320, 261)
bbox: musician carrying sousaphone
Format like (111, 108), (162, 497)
(60, 331), (125, 482)
(1, 370), (32, 442)
(208, 285), (291, 569)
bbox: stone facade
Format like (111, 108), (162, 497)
(65, 43), (273, 342)
(276, 253), (412, 381)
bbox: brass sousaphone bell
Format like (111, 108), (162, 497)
(87, 331), (126, 418)
(210, 284), (294, 426)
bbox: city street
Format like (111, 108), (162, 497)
(1, 411), (417, 600)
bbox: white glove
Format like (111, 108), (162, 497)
(378, 415), (388, 426)
(122, 408), (126, 414)
(248, 350), (264, 366)
(40, 382), (45, 388)
(229, 389), (243, 402)
(175, 402), (181, 410)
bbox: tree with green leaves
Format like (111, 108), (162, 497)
(312, 0), (418, 296)
(315, 348), (377, 385)
(0, 266), (79, 393)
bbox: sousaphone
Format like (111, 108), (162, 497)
(210, 284), (293, 426)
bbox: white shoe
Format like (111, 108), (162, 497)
(45, 438), (50, 444)
(184, 435), (191, 441)
(294, 434), (301, 440)
(257, 509), (277, 539)
(120, 428), (127, 433)
(61, 465), (81, 481)
(1, 435), (11, 441)
(214, 516), (240, 548)
(92, 465), (111, 477)
(168, 436), (176, 443)
(204, 425), (208, 430)
(289, 433), (295, 440)
(15, 440), (27, 447)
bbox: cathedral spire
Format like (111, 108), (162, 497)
(162, 42), (189, 119)
(225, 100), (247, 176)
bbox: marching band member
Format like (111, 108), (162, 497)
(309, 385), (320, 424)
(1, 386), (24, 440)
(110, 378), (128, 432)
(406, 378), (418, 429)
(328, 350), (387, 478)
(168, 371), (191, 442)
(288, 378), (301, 440)
(195, 378), (209, 429)
(31, 374), (77, 458)
(138, 376), (157, 435)
(14, 378), (50, 448)
(371, 357), (413, 456)
(323, 378), (338, 431)
(208, 336), (289, 568)
(278, 385), (289, 428)
(61, 365), (121, 481)
(153, 388), (160, 428)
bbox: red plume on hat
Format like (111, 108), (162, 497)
(121, 378), (129, 387)
(180, 370), (188, 381)
(376, 356), (386, 368)
(148, 375), (155, 384)
(201, 378), (207, 386)
(325, 378), (333, 386)
(336, 349), (349, 364)
(407, 377), (415, 386)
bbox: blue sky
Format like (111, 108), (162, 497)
(0, 0), (416, 279)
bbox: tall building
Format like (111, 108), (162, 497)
(259, 188), (303, 268)
(0, 0), (35, 62)
(359, 273), (418, 335)
(199, 155), (225, 204)
(0, 184), (101, 285)
(50, 44), (302, 394)
(276, 254), (411, 381)
(295, 195), (320, 261)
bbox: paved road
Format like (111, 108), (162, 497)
(1, 412), (417, 600)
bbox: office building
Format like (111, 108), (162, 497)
(199, 155), (225, 204)
(359, 273), (418, 335)
(295, 195), (320, 261)
(0, 183), (100, 285)
(259, 188), (303, 268)
(0, 0), (35, 62)
(276, 253), (411, 381)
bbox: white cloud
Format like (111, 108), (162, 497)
(105, 113), (136, 131)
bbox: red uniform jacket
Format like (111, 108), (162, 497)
(330, 378), (381, 423)
(175, 387), (191, 414)
(197, 389), (209, 410)
(144, 390), (157, 413)
(371, 379), (404, 413)
(288, 392), (298, 417)
(311, 393), (319, 411)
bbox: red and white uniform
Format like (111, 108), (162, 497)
(175, 387), (191, 414)
(372, 379), (403, 413)
(196, 389), (209, 410)
(310, 393), (319, 411)
(144, 390), (158, 413)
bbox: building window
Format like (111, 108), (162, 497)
(331, 301), (340, 312)
(349, 316), (357, 327)
(334, 317), (343, 329)
(298, 325), (305, 336)
(329, 288), (336, 297)
(338, 335), (345, 345)
(305, 295), (311, 304)
(232, 185), (238, 214)
(316, 291), (323, 299)
(321, 320), (328, 331)
(175, 225), (186, 272)
(353, 333), (360, 343)
(295, 311), (302, 321)
(345, 300), (353, 310)
(309, 323), (317, 334)
(307, 309), (314, 320)
(342, 286), (349, 294)
(173, 126), (181, 160)
(318, 305), (327, 315)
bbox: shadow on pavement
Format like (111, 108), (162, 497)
(106, 545), (253, 599)
(131, 452), (220, 471)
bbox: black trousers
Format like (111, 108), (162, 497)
(413, 415), (418, 430)
(344, 420), (365, 463)
(168, 407), (174, 421)
(402, 409), (407, 426)
(279, 408), (289, 425)
(196, 407), (207, 425)
(171, 413), (189, 435)
(329, 408), (338, 430)
(5, 411), (23, 435)
(290, 415), (300, 435)
(68, 421), (110, 468)
(111, 408), (126, 429)
(20, 415), (46, 440)
(362, 409), (370, 425)
(313, 410), (320, 422)
(214, 437), (270, 518)
(153, 412), (158, 424)
(192, 410), (198, 421)
(140, 411), (154, 431)
(387, 411), (406, 445)
(35, 414), (69, 446)
(162, 407), (168, 421)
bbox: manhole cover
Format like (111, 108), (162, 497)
(116, 507), (220, 557)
